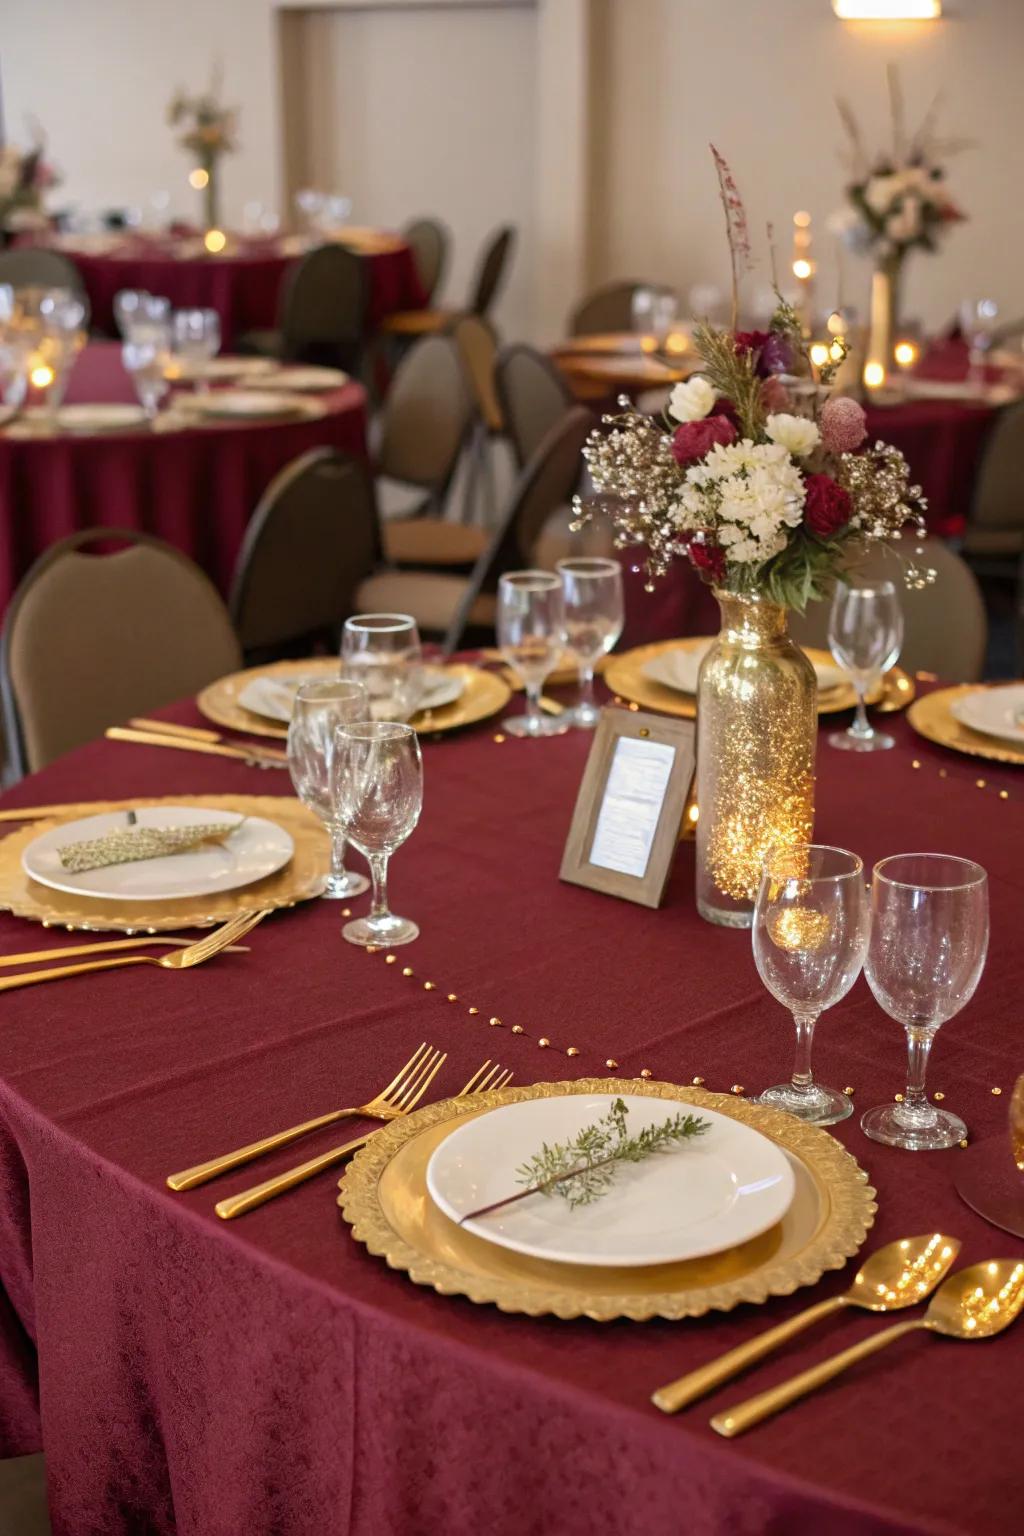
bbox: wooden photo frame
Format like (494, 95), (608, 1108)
(559, 708), (696, 908)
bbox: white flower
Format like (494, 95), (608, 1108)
(864, 174), (901, 216)
(886, 196), (921, 244)
(765, 413), (820, 458)
(667, 376), (715, 423)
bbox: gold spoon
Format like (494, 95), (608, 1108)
(653, 1233), (960, 1414)
(711, 1257), (1024, 1438)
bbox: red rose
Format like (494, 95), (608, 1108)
(671, 414), (737, 465)
(803, 473), (852, 539)
(687, 540), (726, 583)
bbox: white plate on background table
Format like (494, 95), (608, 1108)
(642, 641), (845, 696)
(22, 806), (294, 902)
(427, 1092), (795, 1267)
(56, 404), (149, 434)
(181, 390), (306, 420)
(950, 684), (1024, 746)
(169, 356), (276, 384)
(237, 666), (465, 724)
(266, 366), (349, 392)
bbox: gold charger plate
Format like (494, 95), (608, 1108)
(604, 638), (884, 720)
(197, 660), (511, 741)
(0, 794), (327, 932)
(338, 1078), (876, 1322)
(908, 684), (1024, 766)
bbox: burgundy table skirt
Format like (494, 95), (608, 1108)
(44, 237), (425, 347)
(0, 343), (367, 608)
(0, 678), (1022, 1535)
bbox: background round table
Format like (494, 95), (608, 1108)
(0, 342), (367, 609)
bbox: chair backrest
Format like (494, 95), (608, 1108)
(469, 225), (515, 317)
(787, 537), (988, 683)
(376, 333), (473, 490)
(0, 248), (87, 301)
(442, 406), (594, 653)
(450, 313), (502, 432)
(495, 342), (576, 467)
(2, 530), (242, 774)
(230, 448), (381, 657)
(967, 400), (1024, 534)
(280, 243), (368, 367)
(402, 216), (448, 304)
(569, 280), (648, 336)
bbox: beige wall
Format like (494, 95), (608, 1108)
(2, 0), (1021, 341)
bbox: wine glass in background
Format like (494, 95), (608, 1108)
(960, 298), (999, 388)
(294, 188), (324, 234)
(148, 191), (171, 230)
(172, 308), (221, 390)
(651, 289), (679, 348)
(753, 844), (869, 1126)
(827, 579), (904, 752)
(630, 286), (656, 335)
(114, 290), (170, 340)
(122, 328), (172, 420)
(286, 679), (370, 900)
(862, 854), (989, 1151)
(341, 613), (424, 722)
(497, 571), (565, 738)
(557, 557), (623, 729)
(331, 721), (423, 948)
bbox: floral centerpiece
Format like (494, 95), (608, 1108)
(0, 137), (60, 244)
(167, 65), (237, 230)
(577, 147), (929, 927)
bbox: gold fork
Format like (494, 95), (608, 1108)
(0, 910), (268, 993)
(214, 1057), (513, 1221)
(0, 936), (252, 967)
(169, 1040), (444, 1191)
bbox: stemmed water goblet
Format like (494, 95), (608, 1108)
(862, 854), (989, 1151)
(960, 298), (999, 388)
(753, 844), (870, 1126)
(340, 614), (424, 722)
(828, 579), (904, 752)
(172, 308), (221, 390)
(286, 679), (370, 900)
(557, 557), (623, 728)
(122, 328), (172, 420)
(330, 721), (423, 948)
(497, 570), (565, 738)
(114, 290), (170, 340)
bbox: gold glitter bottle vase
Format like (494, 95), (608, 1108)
(695, 592), (816, 928)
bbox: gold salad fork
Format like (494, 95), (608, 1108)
(214, 1057), (514, 1221)
(0, 910), (267, 993)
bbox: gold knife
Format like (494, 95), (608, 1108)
(105, 726), (286, 768)
(128, 719), (288, 760)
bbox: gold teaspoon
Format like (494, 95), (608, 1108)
(711, 1258), (1024, 1438)
(652, 1233), (960, 1414)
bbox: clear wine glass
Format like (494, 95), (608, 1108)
(862, 854), (989, 1151)
(286, 679), (370, 900)
(753, 844), (869, 1126)
(331, 721), (423, 948)
(630, 286), (656, 335)
(340, 614), (424, 722)
(114, 290), (170, 339)
(122, 331), (172, 419)
(960, 298), (999, 388)
(172, 308), (221, 391)
(497, 571), (565, 738)
(828, 579), (904, 752)
(557, 557), (623, 729)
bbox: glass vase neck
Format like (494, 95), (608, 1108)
(712, 589), (789, 646)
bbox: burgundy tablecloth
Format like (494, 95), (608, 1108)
(0, 678), (1021, 1535)
(43, 237), (425, 346)
(864, 397), (999, 539)
(0, 343), (367, 608)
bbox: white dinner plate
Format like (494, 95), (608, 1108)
(172, 356), (276, 383)
(237, 666), (465, 724)
(56, 404), (149, 434)
(267, 366), (349, 392)
(22, 806), (294, 901)
(950, 684), (1024, 746)
(184, 390), (304, 420)
(427, 1092), (795, 1267)
(642, 640), (845, 696)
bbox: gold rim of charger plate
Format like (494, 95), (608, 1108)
(604, 638), (883, 721)
(908, 684), (1024, 766)
(197, 660), (511, 741)
(0, 794), (328, 932)
(338, 1078), (877, 1322)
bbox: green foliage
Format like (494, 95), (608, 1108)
(692, 323), (764, 440)
(761, 532), (846, 613)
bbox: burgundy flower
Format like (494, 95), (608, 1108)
(803, 473), (852, 539)
(671, 414), (737, 466)
(711, 397), (742, 431)
(820, 396), (868, 454)
(735, 330), (791, 377)
(760, 375), (793, 415)
(687, 540), (726, 583)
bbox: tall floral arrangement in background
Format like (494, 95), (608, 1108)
(0, 135), (60, 243)
(167, 63), (237, 229)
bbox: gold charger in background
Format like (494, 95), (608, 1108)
(197, 660), (511, 741)
(604, 639), (885, 721)
(0, 795), (327, 932)
(338, 1078), (876, 1322)
(908, 685), (1024, 766)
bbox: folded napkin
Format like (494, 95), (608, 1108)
(237, 668), (465, 726)
(58, 822), (241, 873)
(643, 642), (845, 695)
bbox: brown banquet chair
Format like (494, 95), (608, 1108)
(381, 224), (517, 339)
(238, 243), (369, 372)
(495, 342), (576, 469)
(1, 530), (242, 775)
(569, 280), (651, 337)
(0, 247), (87, 303)
(402, 216), (449, 305)
(962, 400), (1024, 565)
(374, 333), (474, 529)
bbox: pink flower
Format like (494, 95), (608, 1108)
(671, 414), (737, 466)
(820, 396), (868, 454)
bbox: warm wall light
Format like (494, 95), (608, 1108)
(188, 167), (210, 190)
(832, 0), (941, 18)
